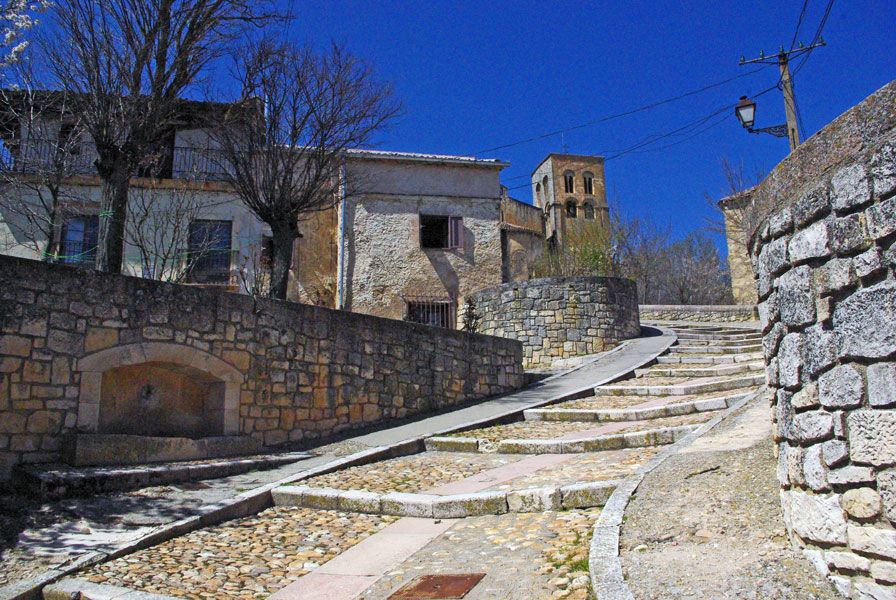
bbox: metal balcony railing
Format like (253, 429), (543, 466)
(0, 139), (233, 182)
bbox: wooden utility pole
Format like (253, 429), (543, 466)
(740, 39), (826, 152)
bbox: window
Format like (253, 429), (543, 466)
(565, 199), (577, 218)
(188, 220), (232, 283)
(59, 215), (99, 265)
(58, 123), (81, 155)
(535, 182), (542, 204)
(583, 202), (595, 219)
(563, 171), (575, 193)
(420, 214), (463, 249)
(405, 296), (457, 329)
(583, 172), (594, 195)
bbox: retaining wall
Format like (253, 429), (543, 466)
(0, 255), (525, 479)
(751, 80), (896, 598)
(469, 276), (640, 368)
(639, 304), (757, 323)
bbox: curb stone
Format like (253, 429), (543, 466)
(43, 578), (181, 600)
(272, 481), (619, 517)
(588, 387), (763, 600)
(524, 392), (748, 422)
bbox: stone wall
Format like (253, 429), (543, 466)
(751, 80), (896, 598)
(0, 254), (525, 479)
(639, 304), (758, 323)
(470, 276), (640, 368)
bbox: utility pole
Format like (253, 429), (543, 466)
(740, 39), (825, 151)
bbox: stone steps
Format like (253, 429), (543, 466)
(656, 352), (763, 364)
(597, 373), (765, 397)
(668, 343), (762, 355)
(675, 332), (761, 342)
(523, 392), (750, 423)
(676, 338), (762, 347)
(633, 362), (763, 378)
(271, 479), (619, 517)
(13, 451), (314, 500)
(425, 424), (698, 455)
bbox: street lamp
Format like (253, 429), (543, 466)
(735, 96), (756, 129)
(735, 95), (788, 140)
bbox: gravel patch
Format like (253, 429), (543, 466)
(82, 507), (398, 599)
(619, 399), (840, 599)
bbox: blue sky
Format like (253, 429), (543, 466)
(278, 0), (894, 252)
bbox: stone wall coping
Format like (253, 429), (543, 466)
(748, 79), (896, 254)
(471, 274), (636, 298)
(639, 304), (756, 313)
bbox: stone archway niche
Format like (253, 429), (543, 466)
(70, 342), (253, 467)
(100, 361), (225, 437)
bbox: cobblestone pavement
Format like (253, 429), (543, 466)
(301, 451), (522, 493)
(359, 509), (599, 600)
(449, 412), (714, 445)
(486, 448), (659, 492)
(82, 507), (398, 599)
(556, 389), (746, 410)
(620, 397), (840, 599)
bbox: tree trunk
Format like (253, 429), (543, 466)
(95, 164), (131, 273)
(269, 220), (298, 300)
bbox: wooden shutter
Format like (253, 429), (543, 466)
(448, 216), (464, 249)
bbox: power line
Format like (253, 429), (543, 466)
(793, 0), (834, 76)
(473, 68), (765, 156)
(790, 0), (812, 51)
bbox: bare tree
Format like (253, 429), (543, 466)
(124, 177), (226, 282)
(530, 218), (615, 278)
(705, 157), (765, 245)
(214, 39), (399, 299)
(0, 0), (48, 68)
(40, 0), (273, 273)
(0, 68), (89, 259)
(660, 232), (733, 305)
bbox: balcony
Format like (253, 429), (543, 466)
(0, 139), (232, 182)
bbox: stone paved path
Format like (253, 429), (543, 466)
(0, 331), (673, 594)
(41, 322), (774, 600)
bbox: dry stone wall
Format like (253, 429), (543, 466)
(751, 81), (896, 598)
(639, 304), (757, 323)
(470, 276), (640, 368)
(0, 255), (525, 479)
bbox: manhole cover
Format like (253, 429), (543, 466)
(388, 573), (486, 599)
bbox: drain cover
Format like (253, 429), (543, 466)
(388, 573), (486, 599)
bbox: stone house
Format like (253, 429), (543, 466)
(718, 188), (759, 305)
(0, 95), (552, 329)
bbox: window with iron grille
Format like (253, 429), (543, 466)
(404, 296), (457, 329)
(420, 214), (463, 249)
(188, 219), (232, 283)
(59, 214), (99, 265)
(564, 171), (575, 193)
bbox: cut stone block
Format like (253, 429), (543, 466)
(560, 481), (617, 509)
(783, 489), (847, 544)
(380, 492), (436, 518)
(271, 485), (309, 507)
(496, 439), (564, 454)
(431, 491), (507, 518)
(424, 437), (480, 452)
(848, 525), (896, 560)
(299, 486), (344, 511)
(338, 490), (382, 514)
(848, 410), (896, 466)
(506, 486), (561, 512)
